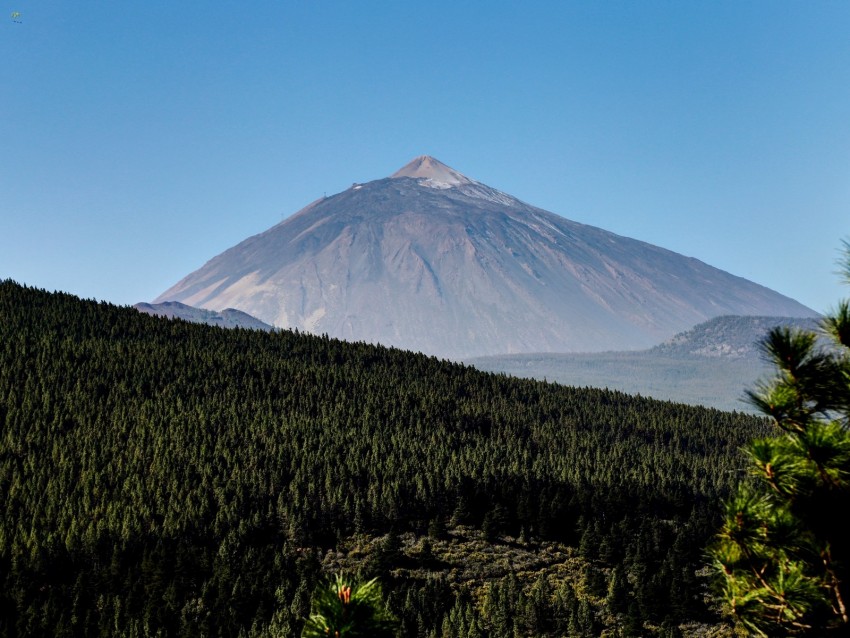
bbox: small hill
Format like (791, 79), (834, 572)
(650, 314), (819, 358)
(134, 300), (274, 331)
(468, 315), (820, 412)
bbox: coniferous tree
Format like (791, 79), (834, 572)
(301, 574), (396, 638)
(710, 243), (850, 636)
(427, 518), (448, 541)
(606, 566), (630, 616)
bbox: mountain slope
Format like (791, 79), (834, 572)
(156, 156), (815, 359)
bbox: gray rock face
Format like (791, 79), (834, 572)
(156, 156), (816, 359)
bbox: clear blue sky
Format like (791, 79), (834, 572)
(2, 2), (849, 314)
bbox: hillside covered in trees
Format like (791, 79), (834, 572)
(0, 281), (769, 636)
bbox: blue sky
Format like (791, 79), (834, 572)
(2, 1), (849, 314)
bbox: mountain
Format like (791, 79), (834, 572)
(156, 156), (815, 359)
(468, 315), (820, 412)
(134, 300), (274, 331)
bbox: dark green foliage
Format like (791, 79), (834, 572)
(481, 505), (509, 541)
(427, 518), (447, 541)
(710, 248), (850, 635)
(301, 574), (396, 638)
(368, 530), (404, 578)
(0, 280), (768, 636)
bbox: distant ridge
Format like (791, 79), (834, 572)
(156, 156), (816, 359)
(649, 314), (820, 358)
(468, 315), (821, 412)
(134, 301), (274, 331)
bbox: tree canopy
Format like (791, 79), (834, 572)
(711, 243), (850, 636)
(0, 279), (768, 636)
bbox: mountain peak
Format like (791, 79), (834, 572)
(157, 158), (817, 359)
(390, 155), (472, 187)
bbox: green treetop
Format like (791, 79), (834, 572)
(711, 242), (850, 636)
(301, 574), (397, 638)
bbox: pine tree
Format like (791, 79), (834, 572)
(710, 243), (850, 636)
(301, 574), (397, 638)
(606, 566), (630, 616)
(428, 518), (448, 541)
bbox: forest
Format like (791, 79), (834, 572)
(0, 280), (770, 636)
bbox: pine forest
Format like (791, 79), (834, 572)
(0, 280), (771, 636)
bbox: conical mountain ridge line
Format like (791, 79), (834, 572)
(390, 155), (473, 186)
(156, 156), (815, 359)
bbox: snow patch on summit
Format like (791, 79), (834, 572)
(391, 155), (523, 205)
(390, 155), (472, 188)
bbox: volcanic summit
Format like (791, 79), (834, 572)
(155, 156), (815, 358)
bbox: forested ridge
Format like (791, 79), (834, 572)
(0, 281), (768, 636)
